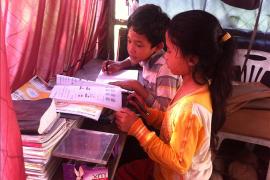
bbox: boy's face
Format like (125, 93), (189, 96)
(127, 27), (160, 64)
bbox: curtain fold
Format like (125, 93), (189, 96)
(1, 0), (26, 179)
(1, 0), (108, 179)
(3, 0), (106, 91)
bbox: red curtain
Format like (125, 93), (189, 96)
(1, 0), (107, 179)
(2, 0), (106, 91)
(1, 1), (26, 179)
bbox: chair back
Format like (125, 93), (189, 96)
(234, 49), (270, 85)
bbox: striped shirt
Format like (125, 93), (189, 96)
(139, 50), (181, 111)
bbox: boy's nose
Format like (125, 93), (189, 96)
(128, 44), (135, 55)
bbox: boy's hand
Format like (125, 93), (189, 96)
(127, 93), (149, 119)
(101, 60), (122, 74)
(109, 80), (141, 91)
(115, 108), (138, 132)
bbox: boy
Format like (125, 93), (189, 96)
(102, 4), (181, 111)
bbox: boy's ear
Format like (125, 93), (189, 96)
(154, 42), (164, 51)
(187, 55), (199, 66)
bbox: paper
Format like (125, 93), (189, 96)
(54, 75), (109, 120)
(95, 69), (138, 84)
(56, 74), (117, 88)
(11, 76), (51, 100)
(50, 84), (122, 111)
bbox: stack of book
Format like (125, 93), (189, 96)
(21, 118), (80, 180)
(12, 91), (81, 179)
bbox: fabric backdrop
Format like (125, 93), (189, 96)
(1, 0), (107, 179)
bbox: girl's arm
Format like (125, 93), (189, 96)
(128, 106), (204, 174)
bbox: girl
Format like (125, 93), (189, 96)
(115, 10), (235, 180)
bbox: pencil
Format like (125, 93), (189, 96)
(105, 61), (109, 72)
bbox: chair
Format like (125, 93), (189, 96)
(216, 3), (270, 176)
(234, 49), (270, 86)
(216, 48), (270, 180)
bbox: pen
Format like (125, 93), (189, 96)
(105, 61), (109, 73)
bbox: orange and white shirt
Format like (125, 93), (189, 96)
(128, 85), (212, 180)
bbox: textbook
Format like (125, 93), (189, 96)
(11, 75), (51, 100)
(13, 98), (59, 134)
(53, 128), (119, 165)
(51, 74), (107, 120)
(50, 75), (123, 111)
(21, 118), (67, 148)
(22, 119), (79, 180)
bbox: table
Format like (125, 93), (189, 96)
(52, 59), (127, 179)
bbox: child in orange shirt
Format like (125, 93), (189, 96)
(114, 10), (235, 180)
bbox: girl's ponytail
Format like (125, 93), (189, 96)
(209, 33), (235, 147)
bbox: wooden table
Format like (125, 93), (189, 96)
(52, 59), (127, 179)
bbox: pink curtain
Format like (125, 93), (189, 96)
(3, 0), (106, 91)
(1, 1), (26, 179)
(1, 0), (107, 179)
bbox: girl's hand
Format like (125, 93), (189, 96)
(101, 60), (122, 74)
(115, 108), (138, 132)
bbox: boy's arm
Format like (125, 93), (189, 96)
(118, 57), (133, 69)
(102, 57), (133, 74)
(145, 75), (179, 111)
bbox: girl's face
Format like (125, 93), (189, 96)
(164, 32), (190, 76)
(127, 27), (160, 64)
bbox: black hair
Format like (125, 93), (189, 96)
(127, 4), (170, 47)
(167, 10), (235, 148)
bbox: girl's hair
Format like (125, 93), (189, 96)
(127, 4), (170, 47)
(167, 10), (235, 147)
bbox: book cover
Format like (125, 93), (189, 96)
(55, 101), (103, 121)
(11, 75), (51, 100)
(13, 98), (58, 134)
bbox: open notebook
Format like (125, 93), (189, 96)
(95, 69), (138, 84)
(50, 75), (123, 111)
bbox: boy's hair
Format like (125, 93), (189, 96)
(127, 4), (170, 47)
(167, 10), (236, 147)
